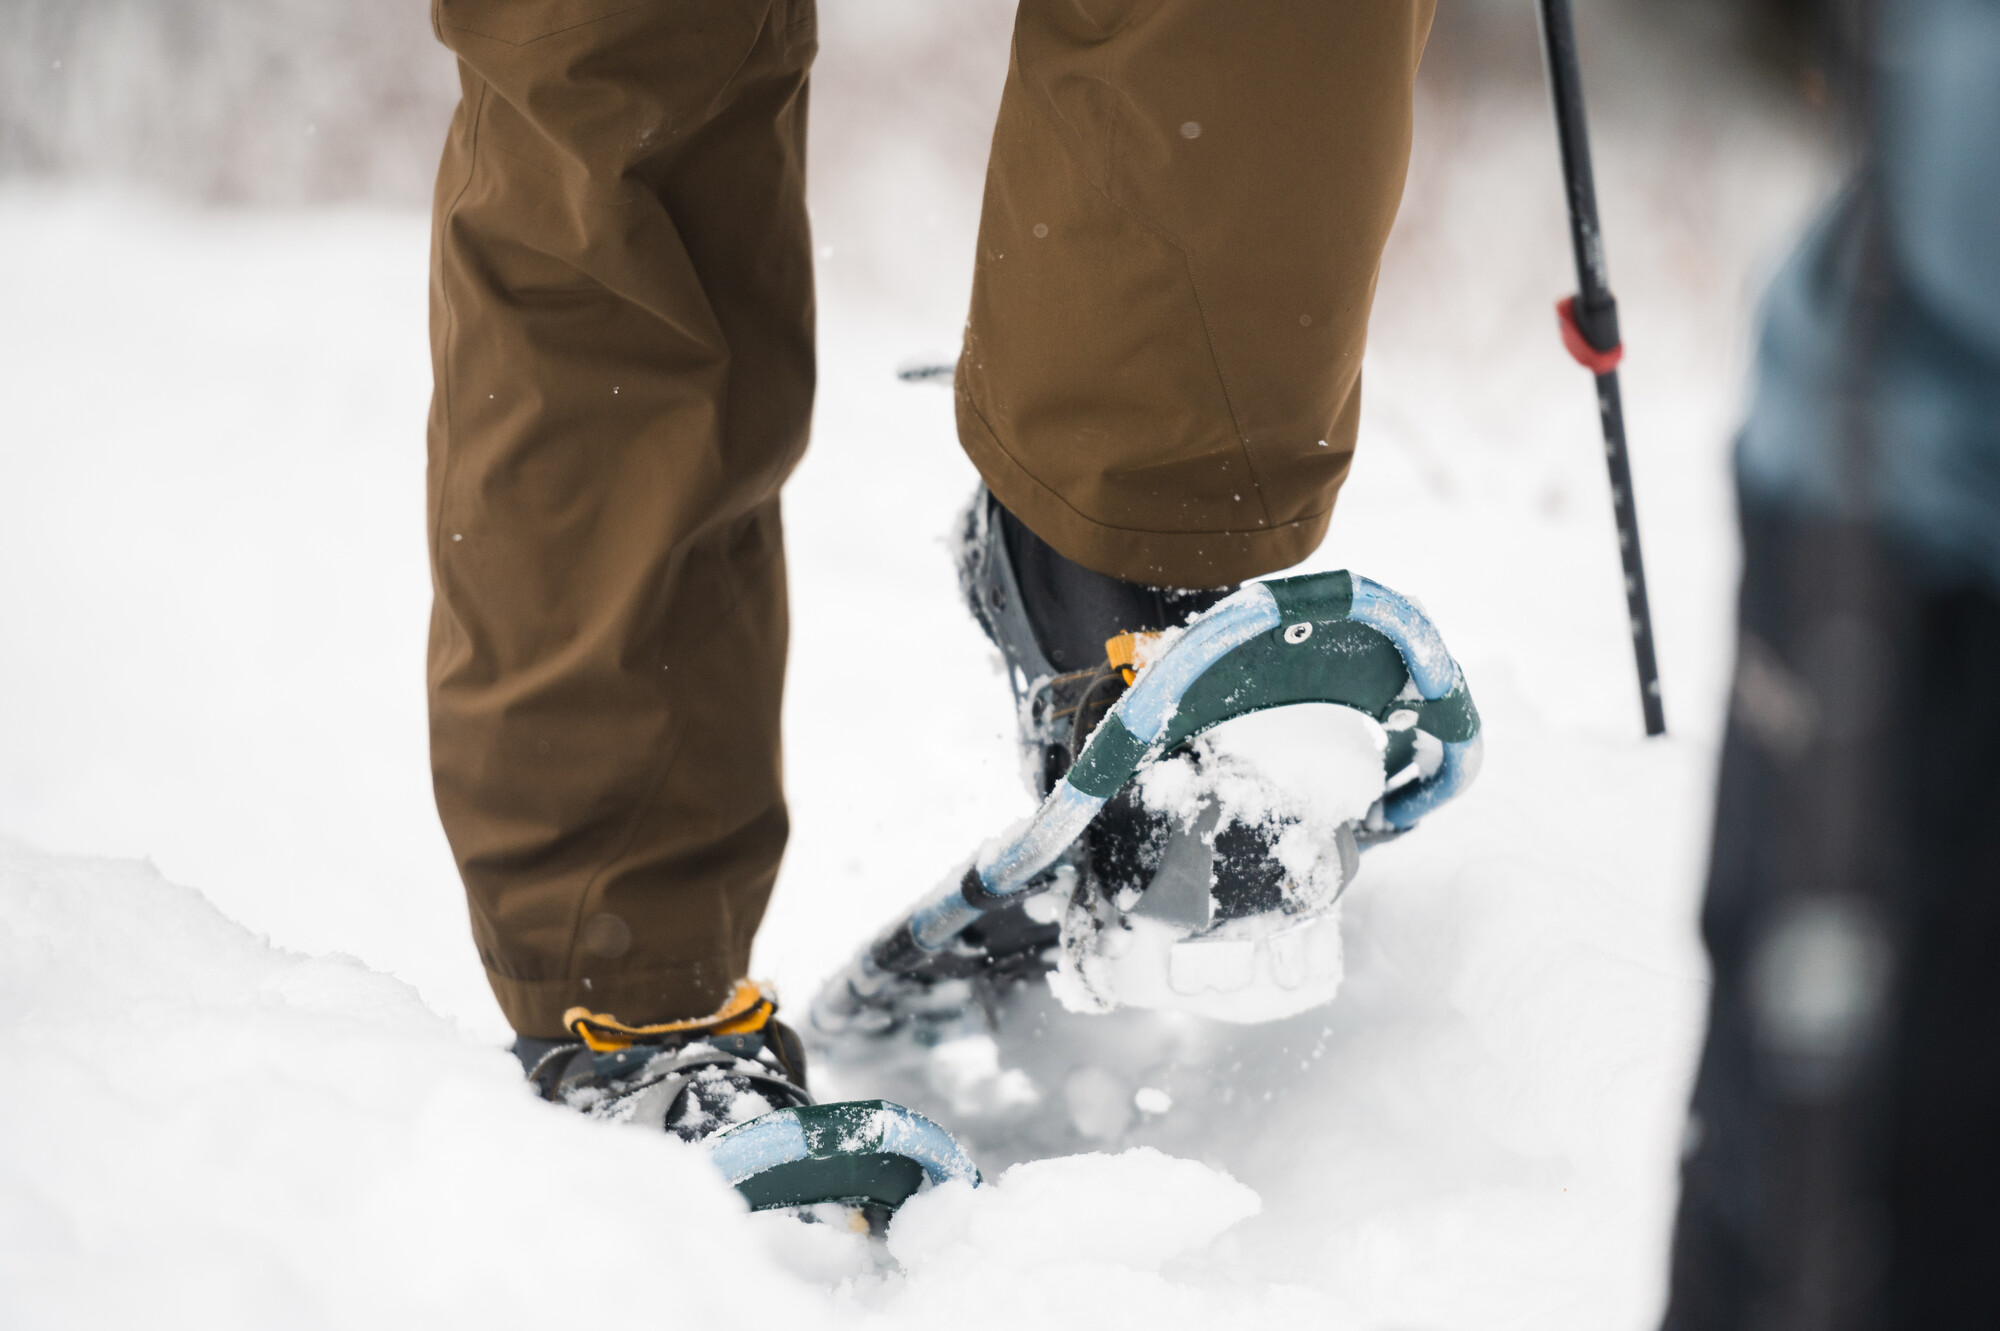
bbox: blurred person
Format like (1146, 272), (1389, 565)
(423, 0), (1468, 1157)
(1663, 0), (2000, 1325)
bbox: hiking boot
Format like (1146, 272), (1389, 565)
(512, 980), (811, 1141)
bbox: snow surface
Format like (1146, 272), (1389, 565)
(0, 25), (1833, 1328)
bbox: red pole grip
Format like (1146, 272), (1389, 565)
(1556, 296), (1624, 374)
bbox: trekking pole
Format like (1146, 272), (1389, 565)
(1535, 0), (1667, 737)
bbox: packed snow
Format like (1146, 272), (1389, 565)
(0, 6), (1833, 1326)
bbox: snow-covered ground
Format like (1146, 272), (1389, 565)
(0, 29), (1831, 1329)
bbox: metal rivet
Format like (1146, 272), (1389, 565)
(1284, 622), (1313, 645)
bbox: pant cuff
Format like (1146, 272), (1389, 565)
(957, 393), (1333, 588)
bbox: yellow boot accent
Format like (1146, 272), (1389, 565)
(1104, 630), (1167, 686)
(561, 979), (774, 1053)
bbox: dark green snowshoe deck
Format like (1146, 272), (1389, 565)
(707, 1099), (979, 1213)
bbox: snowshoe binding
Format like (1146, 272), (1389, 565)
(811, 490), (1483, 1040)
(516, 980), (978, 1219)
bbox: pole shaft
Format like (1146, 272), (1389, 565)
(1594, 370), (1667, 734)
(1536, 0), (1667, 736)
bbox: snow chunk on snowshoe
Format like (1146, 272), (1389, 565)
(708, 1099), (979, 1213)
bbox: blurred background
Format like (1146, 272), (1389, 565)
(1, 0), (1831, 310)
(0, 1), (1822, 206)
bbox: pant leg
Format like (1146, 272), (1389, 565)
(958, 0), (1435, 588)
(1662, 500), (2000, 1329)
(427, 0), (816, 1037)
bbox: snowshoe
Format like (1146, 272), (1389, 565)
(811, 493), (1481, 1040)
(516, 981), (979, 1217)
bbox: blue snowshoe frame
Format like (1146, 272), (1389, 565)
(881, 569), (1482, 964)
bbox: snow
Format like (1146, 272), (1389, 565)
(0, 838), (766, 1327)
(887, 1151), (1259, 1274)
(0, 12), (1834, 1325)
(1144, 704), (1389, 835)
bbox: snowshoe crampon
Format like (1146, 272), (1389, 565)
(709, 1099), (978, 1213)
(812, 569), (1481, 1039)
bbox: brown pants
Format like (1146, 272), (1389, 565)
(428, 0), (1433, 1036)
